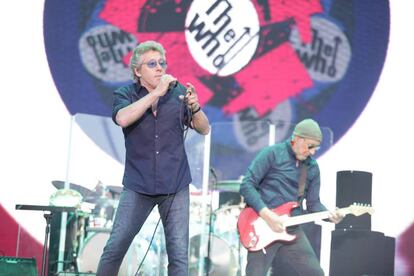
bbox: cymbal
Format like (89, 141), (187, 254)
(52, 180), (97, 198)
(214, 180), (242, 192)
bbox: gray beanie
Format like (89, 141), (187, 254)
(293, 119), (323, 142)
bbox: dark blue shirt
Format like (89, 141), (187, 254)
(112, 82), (192, 195)
(240, 140), (327, 216)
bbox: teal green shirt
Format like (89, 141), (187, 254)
(240, 140), (327, 216)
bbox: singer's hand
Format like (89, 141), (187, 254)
(185, 82), (201, 113)
(154, 74), (176, 97)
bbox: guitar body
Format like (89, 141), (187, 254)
(237, 201), (300, 251)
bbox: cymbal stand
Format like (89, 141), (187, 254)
(15, 204), (77, 276)
(41, 212), (53, 276)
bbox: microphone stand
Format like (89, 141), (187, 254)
(41, 212), (52, 276)
(205, 168), (218, 274)
(15, 205), (77, 276)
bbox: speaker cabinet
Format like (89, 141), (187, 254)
(336, 170), (372, 230)
(0, 256), (37, 276)
(329, 230), (395, 276)
(301, 222), (321, 260)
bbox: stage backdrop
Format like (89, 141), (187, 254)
(0, 1), (413, 275)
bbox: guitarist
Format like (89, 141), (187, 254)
(239, 118), (343, 276)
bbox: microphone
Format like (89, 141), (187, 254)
(168, 80), (177, 90)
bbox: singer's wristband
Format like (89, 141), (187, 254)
(192, 105), (201, 115)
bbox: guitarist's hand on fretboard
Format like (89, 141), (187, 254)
(259, 207), (286, 233)
(328, 209), (345, 224)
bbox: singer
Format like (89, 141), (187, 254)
(97, 40), (210, 276)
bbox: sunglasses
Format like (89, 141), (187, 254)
(307, 144), (321, 151)
(143, 59), (167, 69)
(299, 137), (320, 151)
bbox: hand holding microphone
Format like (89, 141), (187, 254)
(184, 82), (201, 115)
(156, 74), (177, 97)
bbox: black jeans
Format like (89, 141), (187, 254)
(245, 227), (324, 276)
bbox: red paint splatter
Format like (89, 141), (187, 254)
(100, 0), (146, 33)
(100, 0), (213, 106)
(254, 0), (323, 44)
(224, 43), (313, 116)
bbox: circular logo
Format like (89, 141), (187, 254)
(185, 0), (260, 76)
(79, 25), (137, 82)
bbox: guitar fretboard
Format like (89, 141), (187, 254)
(285, 208), (351, 227)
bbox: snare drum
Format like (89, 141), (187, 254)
(189, 233), (238, 276)
(213, 205), (243, 244)
(213, 204), (248, 275)
(77, 231), (165, 275)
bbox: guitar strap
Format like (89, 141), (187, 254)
(297, 163), (307, 210)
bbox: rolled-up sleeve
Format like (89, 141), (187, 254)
(112, 87), (131, 124)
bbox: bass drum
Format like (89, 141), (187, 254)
(77, 232), (162, 276)
(189, 234), (237, 276)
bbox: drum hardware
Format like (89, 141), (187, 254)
(211, 203), (247, 275)
(89, 197), (117, 228)
(79, 201), (95, 214)
(48, 188), (88, 273)
(188, 192), (247, 275)
(107, 185), (123, 198)
(50, 180), (121, 273)
(15, 204), (77, 276)
(80, 181), (120, 229)
(214, 179), (243, 192)
(189, 234), (237, 276)
(190, 178), (246, 275)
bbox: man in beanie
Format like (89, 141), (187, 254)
(239, 118), (343, 275)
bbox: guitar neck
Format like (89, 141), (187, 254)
(285, 207), (350, 227)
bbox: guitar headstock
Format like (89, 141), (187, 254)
(348, 203), (375, 216)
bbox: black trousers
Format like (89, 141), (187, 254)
(245, 227), (324, 276)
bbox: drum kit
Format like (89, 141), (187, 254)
(188, 180), (248, 276)
(49, 179), (247, 276)
(49, 180), (127, 274)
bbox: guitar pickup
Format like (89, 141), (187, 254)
(248, 232), (258, 248)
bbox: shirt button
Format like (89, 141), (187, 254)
(155, 135), (159, 138)
(156, 151), (159, 155)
